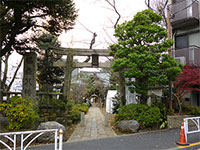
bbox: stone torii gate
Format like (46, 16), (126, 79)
(52, 47), (112, 100)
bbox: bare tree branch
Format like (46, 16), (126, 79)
(145, 0), (153, 10)
(145, 0), (169, 28)
(7, 57), (24, 92)
(89, 33), (97, 49)
(84, 32), (98, 62)
(103, 28), (115, 43)
(104, 0), (121, 29)
(2, 54), (10, 89)
(77, 20), (93, 34)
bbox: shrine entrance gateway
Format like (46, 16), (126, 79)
(52, 46), (112, 100)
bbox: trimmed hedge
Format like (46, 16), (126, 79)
(115, 104), (163, 129)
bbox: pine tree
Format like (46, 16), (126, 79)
(35, 33), (64, 91)
(110, 9), (182, 104)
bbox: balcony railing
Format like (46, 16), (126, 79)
(169, 0), (199, 28)
(171, 45), (200, 64)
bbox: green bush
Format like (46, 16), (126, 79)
(66, 99), (75, 111)
(68, 103), (89, 123)
(152, 102), (167, 122)
(68, 106), (81, 123)
(77, 105), (89, 113)
(0, 96), (39, 130)
(81, 102), (89, 106)
(115, 104), (148, 123)
(182, 105), (200, 116)
(115, 104), (162, 129)
(49, 97), (67, 111)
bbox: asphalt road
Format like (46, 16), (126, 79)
(27, 128), (200, 150)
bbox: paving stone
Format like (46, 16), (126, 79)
(98, 128), (105, 135)
(83, 131), (90, 137)
(67, 107), (115, 142)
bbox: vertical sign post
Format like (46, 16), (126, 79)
(22, 52), (37, 102)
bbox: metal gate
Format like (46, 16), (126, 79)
(184, 116), (200, 143)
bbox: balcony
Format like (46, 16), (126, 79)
(172, 45), (200, 64)
(169, 0), (199, 29)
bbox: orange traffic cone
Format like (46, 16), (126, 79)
(176, 123), (189, 146)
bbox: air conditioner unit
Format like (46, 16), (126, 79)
(175, 57), (186, 64)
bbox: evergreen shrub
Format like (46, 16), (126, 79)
(68, 103), (89, 123)
(115, 104), (163, 129)
(0, 96), (39, 130)
(182, 105), (200, 116)
(152, 102), (167, 122)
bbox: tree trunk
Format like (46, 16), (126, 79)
(169, 82), (173, 110)
(174, 93), (182, 114)
(0, 56), (2, 102)
(140, 93), (148, 105)
(118, 71), (126, 106)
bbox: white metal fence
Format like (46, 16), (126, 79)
(184, 116), (200, 143)
(0, 129), (63, 150)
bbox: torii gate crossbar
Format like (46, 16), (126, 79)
(52, 46), (112, 99)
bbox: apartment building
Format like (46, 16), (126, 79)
(169, 0), (200, 105)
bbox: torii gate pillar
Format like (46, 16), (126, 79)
(63, 55), (73, 100)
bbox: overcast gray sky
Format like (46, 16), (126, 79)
(57, 0), (147, 72)
(8, 0), (147, 78)
(59, 0), (147, 49)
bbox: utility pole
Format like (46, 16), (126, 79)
(167, 0), (173, 110)
(0, 47), (2, 102)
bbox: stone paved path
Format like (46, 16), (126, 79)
(67, 106), (116, 142)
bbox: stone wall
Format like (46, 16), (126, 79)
(167, 115), (192, 129)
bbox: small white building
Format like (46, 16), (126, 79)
(106, 90), (117, 114)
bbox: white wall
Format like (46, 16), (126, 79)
(106, 90), (117, 114)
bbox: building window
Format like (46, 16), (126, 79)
(189, 32), (200, 47)
(175, 35), (189, 48)
(175, 32), (200, 48)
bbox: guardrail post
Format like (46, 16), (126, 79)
(21, 134), (23, 150)
(55, 130), (58, 150)
(59, 129), (63, 150)
(81, 112), (85, 127)
(13, 134), (16, 150)
(184, 119), (187, 143)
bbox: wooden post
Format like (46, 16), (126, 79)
(63, 55), (73, 100)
